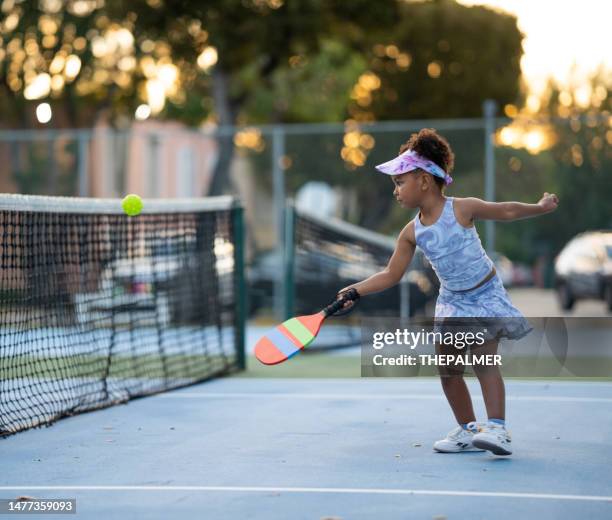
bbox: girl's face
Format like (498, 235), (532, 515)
(391, 172), (422, 208)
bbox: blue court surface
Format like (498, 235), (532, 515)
(2, 378), (611, 519)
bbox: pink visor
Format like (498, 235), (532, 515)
(375, 150), (453, 185)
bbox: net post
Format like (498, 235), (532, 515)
(232, 201), (247, 371)
(283, 199), (295, 320)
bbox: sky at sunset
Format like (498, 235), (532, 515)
(457, 0), (611, 95)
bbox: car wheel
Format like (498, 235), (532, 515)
(558, 283), (575, 311)
(605, 283), (612, 313)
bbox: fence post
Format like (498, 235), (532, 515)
(483, 99), (497, 255)
(149, 133), (160, 198)
(400, 275), (411, 320)
(272, 125), (286, 320)
(78, 132), (89, 197)
(283, 200), (295, 320)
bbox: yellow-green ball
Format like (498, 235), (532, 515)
(122, 194), (143, 216)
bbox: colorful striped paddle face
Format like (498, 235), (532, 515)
(255, 312), (326, 365)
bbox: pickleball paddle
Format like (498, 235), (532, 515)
(255, 288), (360, 365)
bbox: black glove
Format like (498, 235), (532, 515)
(324, 288), (361, 317)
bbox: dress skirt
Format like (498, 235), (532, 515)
(434, 273), (533, 342)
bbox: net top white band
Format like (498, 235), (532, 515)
(0, 194), (238, 214)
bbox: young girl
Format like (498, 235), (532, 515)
(339, 128), (559, 456)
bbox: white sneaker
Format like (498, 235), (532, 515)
(433, 422), (485, 453)
(472, 422), (512, 456)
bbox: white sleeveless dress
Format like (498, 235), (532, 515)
(415, 197), (532, 341)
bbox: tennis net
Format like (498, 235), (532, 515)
(0, 194), (245, 436)
(286, 204), (406, 318)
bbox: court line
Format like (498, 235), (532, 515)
(0, 486), (610, 502)
(157, 393), (612, 403)
(234, 379), (612, 387)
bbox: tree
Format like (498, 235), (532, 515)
(355, 0), (523, 121)
(346, 0), (524, 228)
(537, 74), (611, 253)
(118, 0), (399, 193)
(478, 72), (610, 270)
(1, 0), (523, 203)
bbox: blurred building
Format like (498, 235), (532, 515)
(90, 121), (217, 198)
(0, 121), (218, 199)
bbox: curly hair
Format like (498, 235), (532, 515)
(399, 128), (455, 190)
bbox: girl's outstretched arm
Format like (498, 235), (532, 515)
(460, 192), (559, 222)
(338, 221), (416, 298)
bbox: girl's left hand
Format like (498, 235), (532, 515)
(538, 192), (559, 213)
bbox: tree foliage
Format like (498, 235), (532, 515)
(1, 0), (526, 208)
(358, 0), (524, 120)
(1, 1), (524, 126)
(538, 76), (611, 252)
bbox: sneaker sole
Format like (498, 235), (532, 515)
(433, 446), (485, 453)
(472, 438), (512, 456)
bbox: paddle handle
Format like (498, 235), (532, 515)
(323, 288), (360, 317)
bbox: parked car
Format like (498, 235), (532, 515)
(554, 231), (612, 312)
(511, 263), (534, 287)
(74, 256), (173, 327)
(489, 252), (515, 287)
(488, 252), (534, 288)
(75, 233), (234, 326)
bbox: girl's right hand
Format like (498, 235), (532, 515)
(336, 287), (358, 310)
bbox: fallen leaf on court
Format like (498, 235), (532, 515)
(413, 443), (422, 447)
(395, 454), (401, 458)
(15, 496), (34, 501)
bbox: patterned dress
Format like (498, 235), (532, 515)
(415, 197), (532, 341)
